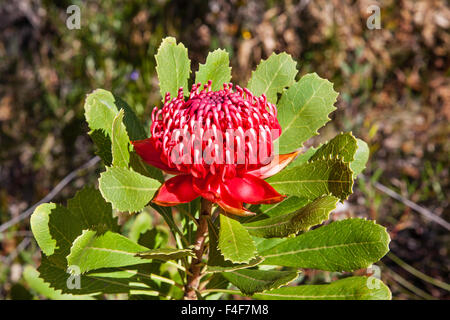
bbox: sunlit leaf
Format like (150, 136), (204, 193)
(114, 95), (147, 141)
(207, 219), (263, 272)
(244, 196), (338, 238)
(129, 211), (152, 243)
(277, 73), (338, 153)
(31, 187), (117, 257)
(247, 52), (297, 103)
(260, 218), (390, 272)
(67, 186), (118, 234)
(129, 151), (165, 183)
(31, 203), (77, 257)
(310, 132), (357, 163)
(99, 167), (161, 213)
(85, 90), (148, 168)
(195, 49), (231, 91)
(351, 138), (370, 178)
(246, 196), (310, 223)
(67, 230), (150, 273)
(267, 158), (353, 201)
(84, 89), (118, 136)
(37, 255), (147, 295)
(111, 109), (130, 168)
(218, 214), (257, 264)
(23, 265), (95, 300)
(252, 276), (391, 300)
(155, 37), (191, 99)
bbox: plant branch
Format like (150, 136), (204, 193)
(184, 198), (211, 300)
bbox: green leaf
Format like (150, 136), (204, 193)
(350, 138), (369, 178)
(29, 187), (153, 296)
(127, 263), (185, 300)
(207, 254), (262, 274)
(178, 198), (200, 220)
(89, 129), (112, 166)
(288, 132), (358, 169)
(99, 166), (161, 213)
(84, 89), (118, 136)
(204, 274), (230, 299)
(30, 203), (60, 256)
(37, 255), (145, 295)
(67, 230), (150, 273)
(195, 49), (231, 91)
(244, 196), (338, 238)
(138, 226), (169, 249)
(252, 276), (391, 300)
(111, 109), (130, 168)
(23, 266), (95, 300)
(277, 73), (338, 153)
(178, 198), (201, 244)
(114, 95), (147, 141)
(129, 211), (152, 243)
(84, 89), (145, 140)
(86, 91), (163, 180)
(246, 196), (310, 222)
(67, 186), (118, 234)
(150, 204), (184, 240)
(31, 203), (83, 258)
(136, 248), (194, 260)
(310, 132), (357, 163)
(288, 146), (318, 168)
(85, 90), (147, 164)
(222, 269), (298, 296)
(247, 52), (297, 103)
(207, 219), (263, 273)
(267, 158), (353, 201)
(218, 214), (258, 264)
(260, 218), (390, 271)
(129, 151), (165, 183)
(155, 37), (191, 99)
(31, 186), (119, 281)
(253, 237), (285, 253)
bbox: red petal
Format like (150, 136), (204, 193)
(131, 138), (180, 174)
(152, 175), (200, 206)
(216, 200), (255, 217)
(192, 175), (255, 217)
(246, 149), (302, 179)
(223, 174), (286, 205)
(192, 175), (221, 202)
(216, 186), (256, 217)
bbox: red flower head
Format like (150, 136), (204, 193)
(132, 81), (299, 216)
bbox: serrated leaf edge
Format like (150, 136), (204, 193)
(218, 214), (258, 264)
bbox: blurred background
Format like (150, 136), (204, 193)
(0, 0), (448, 300)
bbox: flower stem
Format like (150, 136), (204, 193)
(184, 198), (212, 300)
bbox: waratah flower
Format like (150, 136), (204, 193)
(132, 81), (299, 216)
